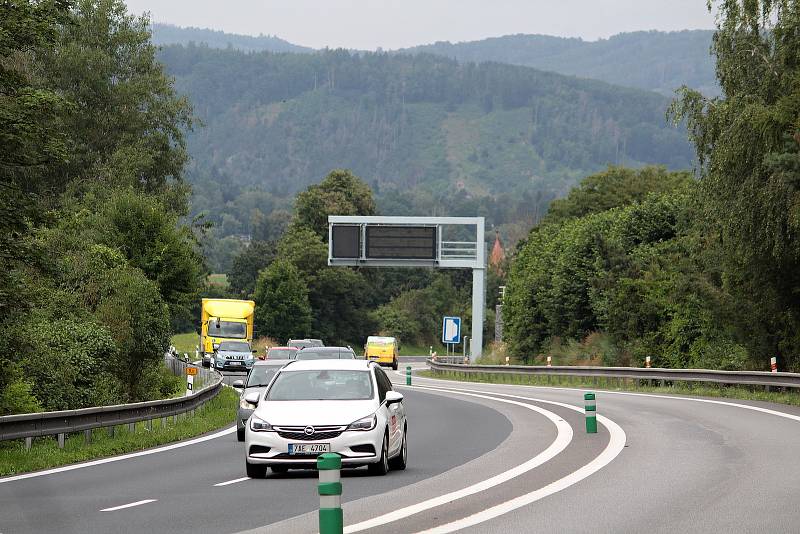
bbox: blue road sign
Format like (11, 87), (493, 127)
(442, 316), (461, 344)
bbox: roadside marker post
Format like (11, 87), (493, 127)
(645, 356), (651, 368)
(186, 366), (197, 396)
(584, 392), (597, 434)
(546, 356), (552, 367)
(317, 453), (343, 534)
(406, 366), (412, 386)
(771, 357), (778, 373)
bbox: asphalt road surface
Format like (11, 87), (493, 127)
(3, 365), (800, 533)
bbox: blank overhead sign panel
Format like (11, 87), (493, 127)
(331, 225), (360, 259)
(365, 226), (436, 260)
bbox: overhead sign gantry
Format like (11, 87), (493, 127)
(328, 216), (486, 361)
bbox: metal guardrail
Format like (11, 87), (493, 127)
(431, 356), (470, 365)
(426, 360), (800, 390)
(0, 354), (223, 445)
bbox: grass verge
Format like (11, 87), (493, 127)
(418, 370), (800, 407)
(0, 387), (238, 477)
(171, 332), (199, 356)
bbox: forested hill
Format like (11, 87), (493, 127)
(158, 45), (693, 268)
(150, 25), (717, 97)
(401, 31), (718, 97)
(151, 23), (312, 53)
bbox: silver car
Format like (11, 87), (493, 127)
(294, 346), (356, 360)
(234, 359), (290, 441)
(214, 340), (256, 371)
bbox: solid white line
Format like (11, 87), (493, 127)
(343, 387), (574, 533)
(0, 425), (236, 485)
(100, 499), (157, 512)
(214, 476), (250, 487)
(408, 384), (626, 532)
(419, 408), (625, 533)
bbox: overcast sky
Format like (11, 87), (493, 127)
(123, 0), (717, 50)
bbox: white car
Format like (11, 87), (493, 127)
(243, 359), (407, 478)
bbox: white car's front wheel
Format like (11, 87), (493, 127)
(368, 432), (389, 476)
(389, 426), (407, 470)
(246, 461), (267, 479)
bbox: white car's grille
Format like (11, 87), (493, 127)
(273, 425), (347, 441)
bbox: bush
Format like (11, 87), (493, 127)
(22, 319), (122, 410)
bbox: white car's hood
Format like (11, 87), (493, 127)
(255, 400), (377, 426)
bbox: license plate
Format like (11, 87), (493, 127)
(229, 361), (241, 365)
(288, 443), (330, 454)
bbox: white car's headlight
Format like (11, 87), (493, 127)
(250, 415), (274, 432)
(347, 414), (377, 431)
(240, 398), (256, 410)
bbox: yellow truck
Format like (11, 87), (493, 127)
(200, 299), (255, 367)
(364, 336), (399, 370)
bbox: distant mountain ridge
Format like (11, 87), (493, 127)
(151, 23), (312, 53)
(151, 24), (718, 97)
(400, 31), (718, 97)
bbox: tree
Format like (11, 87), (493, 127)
(542, 166), (693, 226)
(277, 224), (328, 279)
(228, 241), (277, 297)
(43, 0), (193, 204)
(253, 260), (312, 342)
(671, 0), (800, 369)
(294, 169), (377, 237)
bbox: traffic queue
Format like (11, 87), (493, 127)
(227, 337), (408, 478)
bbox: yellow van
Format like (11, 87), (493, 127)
(365, 336), (399, 370)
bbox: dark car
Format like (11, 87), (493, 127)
(213, 340), (256, 371)
(294, 346), (356, 360)
(233, 359), (290, 441)
(287, 338), (324, 350)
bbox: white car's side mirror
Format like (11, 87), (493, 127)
(385, 391), (404, 405)
(244, 391), (260, 405)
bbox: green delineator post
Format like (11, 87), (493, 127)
(318, 453), (343, 534)
(406, 365), (412, 386)
(584, 392), (597, 434)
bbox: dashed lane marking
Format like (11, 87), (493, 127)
(100, 499), (157, 512)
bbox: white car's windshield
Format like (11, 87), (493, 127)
(266, 370), (373, 401)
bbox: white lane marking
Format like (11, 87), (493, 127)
(343, 387), (574, 533)
(214, 476), (250, 487)
(410, 371), (800, 424)
(0, 425), (236, 485)
(418, 404), (626, 533)
(100, 499), (157, 512)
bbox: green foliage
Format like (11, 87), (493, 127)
(0, 1), (202, 413)
(309, 268), (376, 346)
(253, 260), (312, 342)
(228, 241), (277, 297)
(543, 166), (694, 225)
(43, 0), (193, 199)
(277, 224), (328, 278)
(22, 319), (121, 410)
(373, 274), (468, 347)
(504, 166), (750, 370)
(671, 0), (800, 369)
(294, 169), (377, 237)
(156, 44), (694, 269)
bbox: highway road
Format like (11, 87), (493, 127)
(3, 363), (800, 533)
